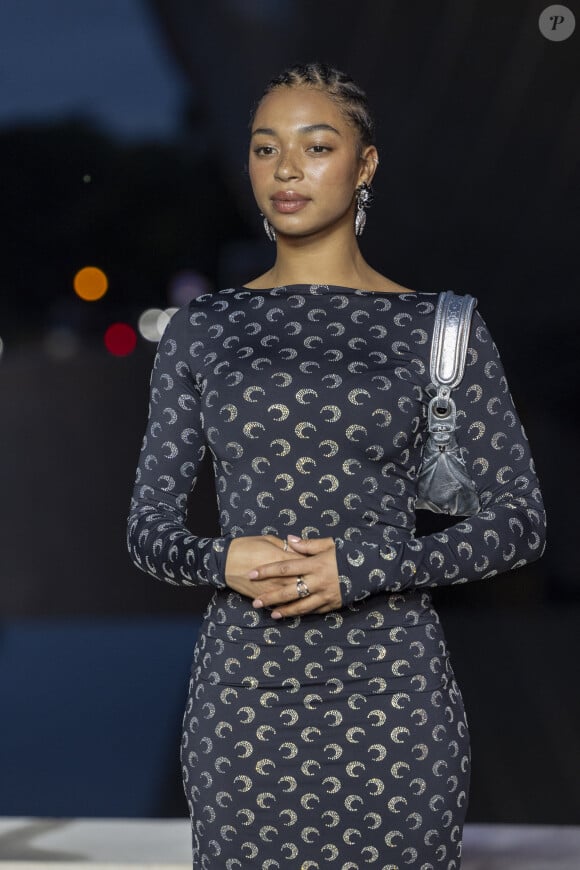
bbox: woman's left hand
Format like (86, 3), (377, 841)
(248, 536), (342, 618)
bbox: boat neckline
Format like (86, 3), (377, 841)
(240, 283), (419, 295)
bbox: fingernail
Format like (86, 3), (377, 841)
(271, 611), (282, 619)
(252, 599), (263, 609)
(288, 535), (301, 542)
(248, 570), (259, 579)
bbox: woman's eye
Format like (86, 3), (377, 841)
(254, 146), (275, 156)
(308, 145), (330, 153)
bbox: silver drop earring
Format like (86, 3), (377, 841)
(260, 213), (277, 242)
(355, 182), (371, 236)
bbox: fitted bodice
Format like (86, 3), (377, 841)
(192, 285), (430, 544)
(128, 282), (545, 612)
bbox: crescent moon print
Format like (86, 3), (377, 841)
(127, 284), (545, 867)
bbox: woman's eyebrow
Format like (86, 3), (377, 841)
(251, 123), (342, 137)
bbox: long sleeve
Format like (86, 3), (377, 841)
(335, 308), (547, 606)
(126, 305), (231, 588)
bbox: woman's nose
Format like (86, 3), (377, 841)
(274, 150), (302, 181)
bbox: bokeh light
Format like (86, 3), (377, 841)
(0, 336), (4, 361)
(138, 307), (178, 342)
(44, 327), (80, 361)
(138, 308), (164, 341)
(74, 266), (109, 301)
(158, 307), (178, 335)
(104, 323), (137, 356)
(168, 270), (211, 306)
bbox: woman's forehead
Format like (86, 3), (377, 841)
(252, 87), (354, 137)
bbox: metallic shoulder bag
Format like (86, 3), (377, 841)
(415, 290), (481, 516)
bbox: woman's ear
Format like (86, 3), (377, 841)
(358, 145), (379, 187)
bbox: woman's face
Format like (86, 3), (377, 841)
(249, 85), (376, 239)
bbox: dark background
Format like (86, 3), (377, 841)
(1, 0), (579, 823)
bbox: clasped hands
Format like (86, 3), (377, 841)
(224, 534), (342, 619)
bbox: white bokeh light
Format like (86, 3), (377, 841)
(138, 307), (179, 342)
(157, 307), (178, 336)
(44, 327), (80, 360)
(138, 308), (164, 342)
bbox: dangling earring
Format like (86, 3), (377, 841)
(355, 182), (371, 236)
(260, 213), (277, 242)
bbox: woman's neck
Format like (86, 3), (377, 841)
(250, 230), (389, 291)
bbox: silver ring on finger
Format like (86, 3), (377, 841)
(283, 539), (289, 552)
(296, 575), (310, 598)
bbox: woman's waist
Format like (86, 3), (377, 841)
(193, 629), (450, 696)
(194, 589), (449, 690)
(205, 586), (438, 633)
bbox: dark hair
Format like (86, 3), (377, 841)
(249, 62), (375, 156)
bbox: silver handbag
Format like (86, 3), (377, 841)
(415, 291), (481, 516)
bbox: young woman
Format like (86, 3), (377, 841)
(127, 63), (546, 869)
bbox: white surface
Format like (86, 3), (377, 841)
(464, 823), (580, 869)
(0, 818), (190, 866)
(0, 818), (579, 868)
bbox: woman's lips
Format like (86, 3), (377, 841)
(271, 197), (310, 213)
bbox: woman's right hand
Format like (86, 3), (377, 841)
(224, 535), (297, 601)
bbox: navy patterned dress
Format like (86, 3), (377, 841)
(127, 284), (546, 869)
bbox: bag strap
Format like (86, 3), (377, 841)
(430, 290), (477, 411)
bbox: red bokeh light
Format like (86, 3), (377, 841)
(104, 323), (137, 356)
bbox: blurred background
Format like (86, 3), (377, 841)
(1, 0), (579, 824)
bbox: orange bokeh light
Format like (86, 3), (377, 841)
(73, 266), (108, 301)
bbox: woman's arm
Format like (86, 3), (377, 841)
(126, 305), (232, 589)
(127, 305), (301, 595)
(334, 308), (547, 606)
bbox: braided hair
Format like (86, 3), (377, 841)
(249, 62), (375, 157)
